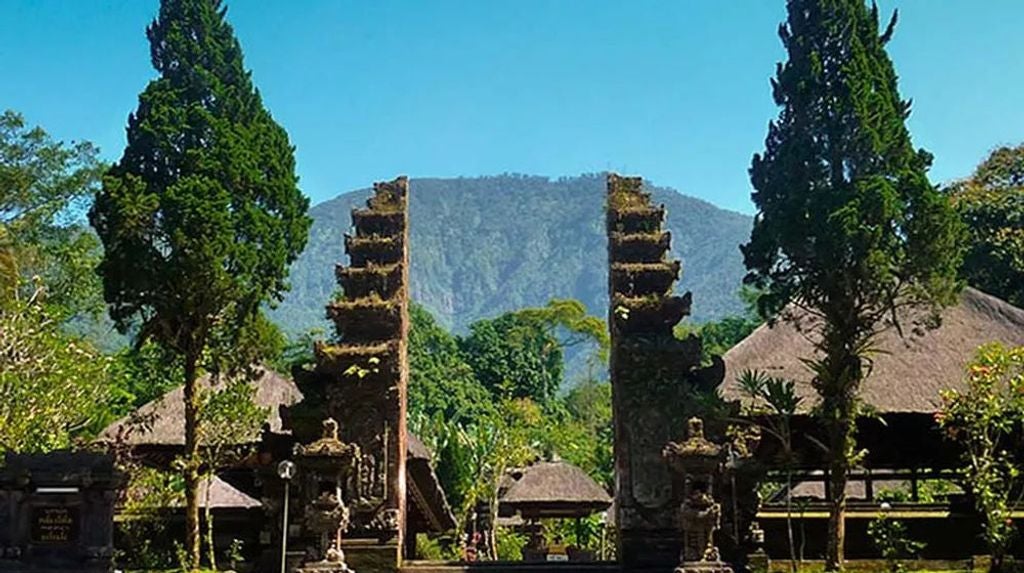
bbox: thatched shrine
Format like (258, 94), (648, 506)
(499, 460), (612, 520)
(497, 460), (612, 562)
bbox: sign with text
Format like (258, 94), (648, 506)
(31, 506), (79, 544)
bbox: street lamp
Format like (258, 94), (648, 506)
(277, 460), (297, 573)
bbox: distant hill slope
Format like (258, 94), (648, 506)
(271, 174), (752, 336)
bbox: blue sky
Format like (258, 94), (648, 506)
(2, 1), (1022, 214)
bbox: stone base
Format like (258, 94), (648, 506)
(674, 561), (734, 573)
(618, 528), (681, 571)
(297, 562), (353, 573)
(746, 550), (769, 573)
(340, 538), (400, 573)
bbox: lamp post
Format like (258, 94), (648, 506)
(277, 460), (297, 573)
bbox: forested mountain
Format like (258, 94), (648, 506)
(271, 173), (752, 336)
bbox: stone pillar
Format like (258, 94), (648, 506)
(606, 174), (723, 571)
(288, 176), (410, 572)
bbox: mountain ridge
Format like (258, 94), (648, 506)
(271, 173), (752, 336)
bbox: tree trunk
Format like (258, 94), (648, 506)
(821, 334), (861, 573)
(825, 443), (848, 572)
(787, 468), (797, 573)
(205, 474), (216, 570)
(183, 354), (201, 571)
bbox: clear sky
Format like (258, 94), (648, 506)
(2, 1), (1022, 214)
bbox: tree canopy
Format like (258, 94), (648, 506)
(408, 303), (493, 424)
(0, 109), (106, 318)
(951, 144), (1024, 307)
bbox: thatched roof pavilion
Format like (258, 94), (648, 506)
(719, 287), (1024, 414)
(717, 287), (1024, 470)
(499, 460), (612, 519)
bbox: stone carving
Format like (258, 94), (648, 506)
(270, 176), (409, 572)
(295, 418), (360, 572)
(302, 492), (351, 567)
(663, 417), (733, 573)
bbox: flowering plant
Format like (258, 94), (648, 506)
(937, 343), (1024, 573)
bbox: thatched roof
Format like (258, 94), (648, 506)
(193, 475), (261, 509)
(98, 367), (301, 446)
(141, 475), (261, 510)
(499, 460), (611, 518)
(718, 288), (1024, 415)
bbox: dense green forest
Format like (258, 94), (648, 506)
(272, 174), (753, 337)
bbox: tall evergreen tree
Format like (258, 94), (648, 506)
(743, 1), (964, 569)
(89, 0), (310, 567)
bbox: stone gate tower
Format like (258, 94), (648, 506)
(606, 173), (723, 571)
(288, 176), (411, 571)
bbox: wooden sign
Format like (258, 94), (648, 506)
(31, 506), (79, 544)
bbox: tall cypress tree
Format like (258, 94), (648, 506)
(743, 1), (963, 569)
(89, 0), (310, 567)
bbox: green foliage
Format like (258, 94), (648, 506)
(117, 466), (183, 570)
(737, 369), (803, 571)
(459, 312), (564, 405)
(0, 109), (107, 319)
(227, 539), (245, 571)
(90, 0), (310, 364)
(867, 513), (925, 573)
(0, 281), (117, 452)
(514, 298), (610, 361)
(951, 144), (1024, 307)
(494, 526), (529, 561)
(415, 533), (458, 561)
(874, 479), (957, 504)
(425, 398), (545, 560)
(745, 2), (965, 567)
(544, 378), (614, 488)
(938, 343), (1024, 572)
(197, 374), (268, 570)
(543, 515), (605, 551)
(455, 299), (608, 406)
(89, 0), (310, 567)
(676, 286), (762, 362)
(112, 342), (183, 412)
(269, 327), (323, 375)
(409, 304), (493, 424)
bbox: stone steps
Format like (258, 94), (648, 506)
(400, 561), (620, 573)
